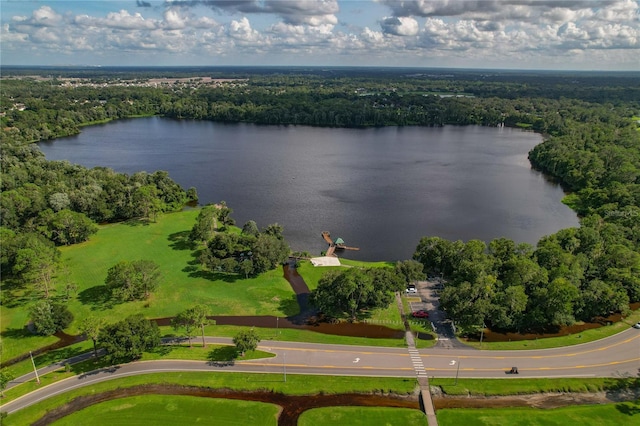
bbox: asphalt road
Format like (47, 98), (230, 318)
(2, 330), (639, 414)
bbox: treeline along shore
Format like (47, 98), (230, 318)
(1, 67), (639, 345)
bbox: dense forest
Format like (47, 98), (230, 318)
(1, 67), (638, 332)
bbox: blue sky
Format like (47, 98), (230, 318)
(1, 1), (639, 70)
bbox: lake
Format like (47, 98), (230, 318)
(39, 117), (579, 261)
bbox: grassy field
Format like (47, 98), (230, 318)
(2, 372), (418, 425)
(437, 402), (640, 426)
(298, 407), (428, 426)
(50, 395), (280, 426)
(1, 210), (412, 362)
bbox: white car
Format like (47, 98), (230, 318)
(406, 285), (417, 294)
(633, 322), (640, 329)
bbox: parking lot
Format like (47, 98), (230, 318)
(406, 279), (463, 348)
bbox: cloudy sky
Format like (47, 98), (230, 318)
(1, 1), (638, 70)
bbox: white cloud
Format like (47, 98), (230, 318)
(0, 1), (638, 69)
(228, 17), (262, 44)
(30, 6), (63, 27)
(380, 16), (419, 36)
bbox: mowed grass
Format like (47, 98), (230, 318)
(436, 402), (640, 426)
(298, 407), (428, 426)
(1, 210), (294, 361)
(2, 372), (418, 425)
(50, 395), (279, 426)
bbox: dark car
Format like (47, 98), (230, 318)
(411, 310), (429, 318)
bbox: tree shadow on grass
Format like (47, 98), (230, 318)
(0, 326), (33, 340)
(278, 294), (301, 318)
(168, 231), (194, 251)
(37, 345), (87, 366)
(615, 401), (640, 416)
(77, 285), (115, 310)
(123, 218), (151, 227)
(186, 269), (240, 283)
(151, 345), (173, 356)
(207, 345), (238, 367)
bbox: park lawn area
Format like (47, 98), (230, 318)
(298, 407), (428, 426)
(0, 209), (295, 361)
(436, 402), (640, 426)
(50, 395), (279, 426)
(3, 372), (418, 425)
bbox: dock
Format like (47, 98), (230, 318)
(322, 231), (360, 257)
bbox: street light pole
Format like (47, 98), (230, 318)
(454, 358), (460, 386)
(480, 322), (486, 349)
(30, 351), (40, 384)
(276, 316), (279, 338)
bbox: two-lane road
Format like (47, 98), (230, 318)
(2, 330), (639, 414)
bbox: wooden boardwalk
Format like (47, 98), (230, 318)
(322, 231), (360, 255)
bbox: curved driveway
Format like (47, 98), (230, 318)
(2, 330), (639, 414)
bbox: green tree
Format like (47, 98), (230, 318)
(79, 316), (104, 357)
(189, 204), (219, 243)
(241, 220), (260, 237)
(233, 329), (260, 357)
(0, 368), (13, 398)
(310, 267), (401, 320)
(47, 209), (98, 245)
(105, 259), (161, 301)
(395, 260), (425, 287)
(251, 233), (290, 274)
(29, 300), (74, 336)
(99, 314), (160, 363)
(217, 201), (235, 228)
(133, 184), (163, 221)
(173, 305), (211, 348)
(11, 233), (59, 298)
(238, 259), (254, 279)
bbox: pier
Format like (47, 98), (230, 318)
(322, 231), (360, 257)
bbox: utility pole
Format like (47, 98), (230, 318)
(30, 351), (40, 384)
(480, 322), (486, 349)
(455, 358), (460, 386)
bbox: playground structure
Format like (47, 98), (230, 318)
(322, 231), (360, 257)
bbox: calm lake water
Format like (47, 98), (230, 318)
(39, 117), (579, 261)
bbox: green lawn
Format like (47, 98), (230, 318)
(437, 402), (640, 426)
(1, 210), (294, 361)
(50, 395), (279, 426)
(2, 372), (418, 425)
(299, 406), (428, 426)
(1, 211), (412, 363)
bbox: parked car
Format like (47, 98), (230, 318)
(406, 284), (417, 294)
(412, 310), (429, 318)
(633, 322), (640, 329)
